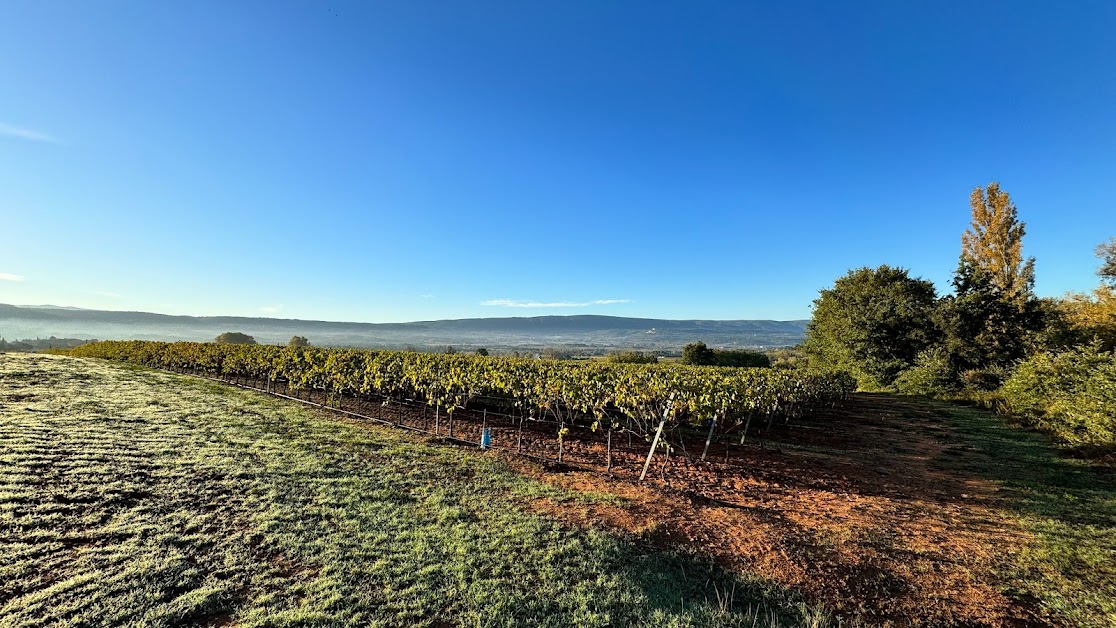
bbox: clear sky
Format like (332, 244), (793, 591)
(1, 1), (1113, 322)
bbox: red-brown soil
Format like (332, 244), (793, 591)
(517, 395), (1039, 626)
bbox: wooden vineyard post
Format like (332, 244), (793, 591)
(740, 412), (754, 445)
(701, 415), (718, 461)
(516, 413), (525, 452)
(557, 418), (564, 465)
(448, 409), (454, 439)
(606, 427), (613, 472)
(435, 405), (440, 434)
(639, 394), (675, 483)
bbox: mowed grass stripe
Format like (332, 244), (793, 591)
(0, 354), (827, 628)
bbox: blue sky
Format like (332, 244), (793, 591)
(1, 1), (1113, 322)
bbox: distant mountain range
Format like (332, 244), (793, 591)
(0, 303), (808, 353)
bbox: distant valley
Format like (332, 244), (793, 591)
(0, 304), (807, 353)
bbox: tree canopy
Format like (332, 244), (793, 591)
(937, 185), (1042, 381)
(1058, 237), (1116, 351)
(288, 336), (310, 347)
(803, 265), (939, 389)
(214, 332), (257, 345)
(936, 261), (1039, 377)
(1096, 237), (1116, 286)
(961, 183), (1035, 305)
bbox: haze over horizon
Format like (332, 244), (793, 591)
(3, 302), (808, 325)
(2, 2), (1113, 323)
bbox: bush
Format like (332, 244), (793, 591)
(215, 332), (257, 345)
(681, 342), (770, 368)
(895, 347), (959, 396)
(1000, 344), (1116, 448)
(606, 351), (658, 364)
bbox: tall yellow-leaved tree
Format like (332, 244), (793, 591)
(961, 183), (1035, 305)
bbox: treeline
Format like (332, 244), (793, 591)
(681, 341), (771, 368)
(805, 183), (1116, 453)
(0, 336), (92, 352)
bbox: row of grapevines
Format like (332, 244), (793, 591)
(66, 340), (854, 436)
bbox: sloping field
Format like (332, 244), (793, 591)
(2, 354), (1114, 626)
(0, 354), (819, 627)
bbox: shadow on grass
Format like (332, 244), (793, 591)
(921, 399), (1116, 626)
(925, 400), (1116, 524)
(618, 548), (823, 627)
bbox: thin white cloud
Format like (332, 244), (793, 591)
(482, 298), (631, 308)
(0, 272), (25, 282)
(94, 291), (121, 298)
(259, 305), (282, 314)
(419, 294), (435, 299)
(0, 123), (61, 144)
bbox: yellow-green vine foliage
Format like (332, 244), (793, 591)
(66, 340), (855, 437)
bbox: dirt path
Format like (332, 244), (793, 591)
(517, 394), (1041, 626)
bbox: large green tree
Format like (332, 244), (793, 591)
(936, 261), (1040, 377)
(803, 265), (940, 389)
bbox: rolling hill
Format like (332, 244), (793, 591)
(0, 304), (807, 352)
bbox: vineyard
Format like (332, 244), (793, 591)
(64, 341), (855, 479)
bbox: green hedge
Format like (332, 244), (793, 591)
(1000, 344), (1116, 448)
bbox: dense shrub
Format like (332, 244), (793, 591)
(895, 347), (959, 396)
(215, 332), (257, 345)
(1000, 344), (1116, 448)
(960, 366), (1010, 392)
(606, 351), (659, 364)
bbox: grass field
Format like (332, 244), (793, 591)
(0, 354), (822, 627)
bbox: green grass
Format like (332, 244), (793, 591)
(926, 400), (1116, 626)
(0, 354), (826, 627)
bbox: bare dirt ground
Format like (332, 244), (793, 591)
(513, 395), (1041, 626)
